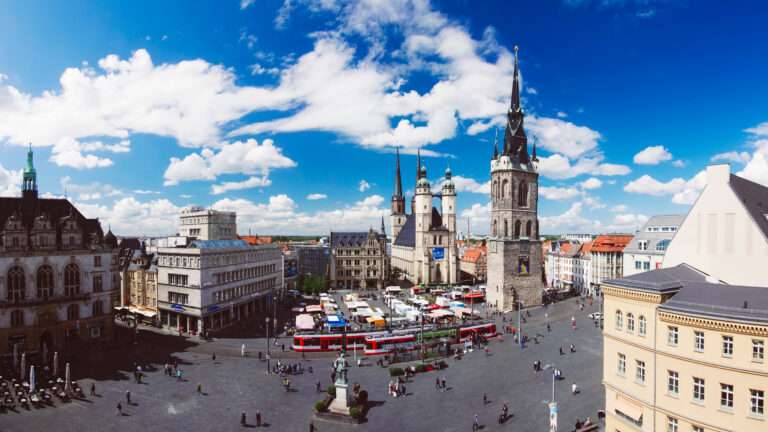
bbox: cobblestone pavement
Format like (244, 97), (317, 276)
(0, 297), (604, 432)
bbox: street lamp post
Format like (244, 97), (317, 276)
(517, 300), (523, 349)
(265, 317), (270, 374)
(544, 364), (557, 403)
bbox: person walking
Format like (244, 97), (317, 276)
(197, 383), (202, 394)
(126, 390), (131, 405)
(212, 352), (216, 361)
(90, 382), (96, 396)
(473, 413), (480, 431)
(570, 343), (575, 353)
(435, 377), (440, 391)
(256, 410), (262, 427)
(572, 382), (579, 394)
(316, 381), (322, 393)
(483, 393), (488, 405)
(116, 402), (122, 416)
(442, 377), (447, 391)
(309, 421), (315, 432)
(241, 411), (247, 426)
(559, 346), (564, 355)
(547, 323), (551, 332)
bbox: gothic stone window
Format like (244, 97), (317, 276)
(37, 265), (54, 299)
(7, 266), (25, 302)
(518, 180), (528, 208)
(514, 220), (521, 238)
(526, 220), (532, 237)
(64, 263), (80, 296)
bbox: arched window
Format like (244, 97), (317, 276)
(526, 220), (532, 238)
(627, 313), (635, 332)
(37, 265), (54, 299)
(504, 220), (509, 237)
(615, 310), (623, 330)
(64, 264), (80, 296)
(492, 180), (498, 199)
(67, 304), (79, 321)
(7, 266), (25, 302)
(492, 219), (498, 237)
(638, 315), (647, 336)
(501, 179), (508, 199)
(514, 220), (521, 238)
(518, 180), (528, 207)
(10, 310), (24, 328)
(92, 300), (103, 317)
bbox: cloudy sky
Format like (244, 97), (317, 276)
(1, 0), (767, 236)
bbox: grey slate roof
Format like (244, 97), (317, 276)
(623, 214), (685, 255)
(330, 231), (384, 248)
(0, 197), (104, 248)
(392, 207), (447, 248)
(604, 263), (710, 293)
(730, 174), (768, 241)
(660, 282), (768, 324)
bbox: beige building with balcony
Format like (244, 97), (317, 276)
(602, 264), (768, 432)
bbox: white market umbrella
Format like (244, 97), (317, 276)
(20, 353), (26, 381)
(29, 366), (36, 393)
(53, 352), (59, 377)
(64, 363), (72, 394)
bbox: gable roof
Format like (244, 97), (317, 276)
(462, 248), (485, 263)
(729, 174), (768, 241)
(394, 214), (416, 247)
(331, 231), (384, 248)
(605, 263), (710, 293)
(0, 196), (104, 247)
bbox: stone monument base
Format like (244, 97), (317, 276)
(329, 383), (350, 415)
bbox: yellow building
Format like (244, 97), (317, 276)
(603, 264), (768, 432)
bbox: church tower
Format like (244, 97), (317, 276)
(486, 46), (543, 311)
(391, 148), (406, 240)
(441, 166), (458, 284)
(22, 143), (38, 200)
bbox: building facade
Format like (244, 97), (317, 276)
(622, 215), (684, 277)
(459, 246), (487, 283)
(486, 47), (543, 310)
(390, 149), (459, 285)
(664, 164), (768, 286)
(296, 245), (330, 278)
(178, 207), (236, 240)
(0, 148), (119, 356)
(118, 239), (158, 323)
(589, 234), (632, 296)
(330, 229), (388, 289)
(602, 264), (768, 432)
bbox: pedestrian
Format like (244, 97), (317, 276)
(90, 382), (96, 396)
(559, 346), (564, 355)
(580, 303), (584, 311)
(241, 343), (246, 357)
(212, 352), (216, 361)
(116, 402), (122, 416)
(241, 411), (247, 426)
(316, 381), (322, 392)
(572, 382), (579, 394)
(197, 383), (202, 394)
(309, 421), (315, 432)
(435, 377), (440, 391)
(483, 393), (488, 405)
(256, 410), (262, 427)
(282, 343), (285, 352)
(401, 383), (406, 396)
(473, 413), (480, 431)
(126, 390), (131, 405)
(177, 369), (183, 381)
(441, 377), (447, 391)
(547, 323), (551, 332)
(258, 351), (262, 360)
(570, 343), (575, 353)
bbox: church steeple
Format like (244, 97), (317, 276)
(391, 148), (405, 216)
(394, 148), (403, 198)
(22, 143), (38, 200)
(492, 128), (499, 160)
(416, 148), (422, 180)
(380, 216), (386, 235)
(503, 45), (530, 164)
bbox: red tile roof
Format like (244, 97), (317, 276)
(591, 235), (632, 252)
(462, 248), (485, 263)
(239, 235), (273, 245)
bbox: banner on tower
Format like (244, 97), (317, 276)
(432, 247), (445, 260)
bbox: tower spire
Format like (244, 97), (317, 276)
(511, 45), (521, 113)
(416, 148), (422, 180)
(22, 142), (38, 199)
(380, 216), (386, 235)
(492, 128), (499, 160)
(394, 148), (403, 197)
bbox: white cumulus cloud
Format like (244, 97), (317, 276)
(633, 145), (673, 165)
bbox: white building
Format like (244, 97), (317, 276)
(561, 233), (592, 243)
(622, 214), (684, 277)
(664, 164), (768, 286)
(588, 234), (632, 296)
(390, 150), (459, 285)
(178, 207), (236, 240)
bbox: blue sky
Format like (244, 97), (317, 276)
(1, 0), (767, 236)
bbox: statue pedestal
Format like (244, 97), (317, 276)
(329, 382), (350, 415)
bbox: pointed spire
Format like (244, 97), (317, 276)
(416, 148), (422, 180)
(492, 128), (499, 160)
(510, 45), (521, 113)
(394, 148), (403, 197)
(380, 216), (386, 235)
(532, 136), (538, 161)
